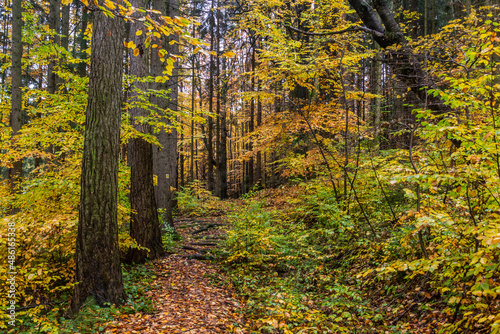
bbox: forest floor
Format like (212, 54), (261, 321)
(104, 217), (247, 334)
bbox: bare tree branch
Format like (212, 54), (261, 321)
(285, 25), (386, 39)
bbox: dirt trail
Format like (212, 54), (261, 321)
(105, 217), (246, 333)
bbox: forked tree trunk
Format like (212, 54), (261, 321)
(71, 7), (125, 313)
(348, 0), (452, 114)
(127, 0), (163, 264)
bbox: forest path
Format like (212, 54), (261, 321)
(105, 217), (246, 333)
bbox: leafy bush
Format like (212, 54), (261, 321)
(220, 185), (380, 333)
(175, 180), (227, 217)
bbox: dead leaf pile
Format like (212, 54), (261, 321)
(105, 217), (246, 333)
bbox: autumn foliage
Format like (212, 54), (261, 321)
(1, 0), (500, 333)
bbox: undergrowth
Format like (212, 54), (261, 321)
(4, 263), (156, 334)
(220, 177), (500, 333)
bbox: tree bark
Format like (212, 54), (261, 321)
(71, 6), (125, 313)
(48, 0), (61, 94)
(77, 6), (90, 77)
(190, 32), (196, 183)
(218, 42), (228, 199)
(373, 51), (382, 138)
(10, 0), (23, 190)
(151, 0), (179, 228)
(247, 45), (255, 191)
(61, 3), (70, 51)
(255, 78), (262, 186)
(126, 0), (164, 264)
(206, 0), (216, 193)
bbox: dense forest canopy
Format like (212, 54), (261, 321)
(1, 0), (500, 332)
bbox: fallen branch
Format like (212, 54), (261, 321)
(189, 242), (217, 246)
(193, 235), (225, 240)
(181, 254), (215, 261)
(192, 223), (225, 234)
(182, 245), (209, 253)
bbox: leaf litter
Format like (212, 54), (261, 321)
(105, 217), (247, 333)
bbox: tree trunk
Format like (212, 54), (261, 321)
(247, 45), (255, 191)
(71, 6), (125, 313)
(190, 36), (196, 182)
(48, 0), (60, 94)
(10, 0), (23, 190)
(152, 0), (179, 228)
(207, 0), (216, 193)
(255, 78), (262, 186)
(126, 0), (164, 264)
(218, 50), (228, 199)
(348, 0), (451, 114)
(77, 7), (89, 77)
(373, 51), (382, 138)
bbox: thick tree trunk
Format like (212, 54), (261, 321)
(48, 0), (60, 94)
(61, 3), (70, 51)
(152, 0), (179, 228)
(71, 7), (125, 313)
(10, 0), (23, 190)
(127, 0), (163, 264)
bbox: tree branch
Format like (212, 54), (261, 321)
(285, 25), (386, 39)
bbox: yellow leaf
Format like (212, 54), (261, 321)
(127, 41), (136, 49)
(136, 30), (143, 36)
(154, 32), (161, 38)
(61, 0), (72, 5)
(223, 50), (236, 58)
(133, 48), (139, 57)
(81, 0), (89, 6)
(104, 0), (116, 10)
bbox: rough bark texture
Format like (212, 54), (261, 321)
(61, 3), (70, 51)
(152, 0), (179, 228)
(48, 0), (60, 94)
(127, 0), (164, 264)
(71, 7), (125, 313)
(10, 0), (23, 189)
